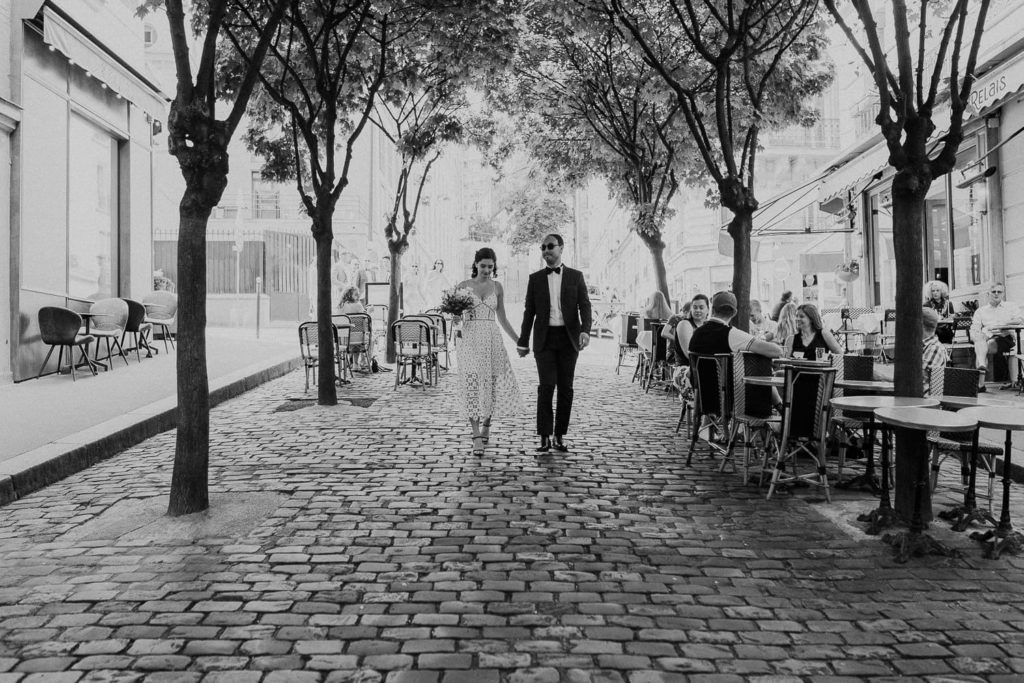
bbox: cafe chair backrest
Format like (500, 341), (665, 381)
(690, 353), (733, 420)
(38, 306), (83, 345)
(780, 365), (836, 443)
(141, 290), (177, 321)
(620, 313), (640, 346)
(734, 351), (773, 420)
(90, 298), (129, 333)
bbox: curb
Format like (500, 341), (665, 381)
(0, 355), (301, 507)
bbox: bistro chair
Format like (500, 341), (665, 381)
(298, 321), (319, 392)
(763, 364), (837, 501)
(927, 366), (1001, 509)
(722, 352), (777, 481)
(404, 314), (443, 383)
(89, 298), (130, 368)
(877, 308), (897, 363)
(119, 298), (154, 363)
(36, 306), (97, 381)
(686, 353), (733, 466)
(391, 318), (434, 389)
(343, 312), (373, 372)
(946, 314), (975, 367)
(424, 313), (451, 371)
(617, 313), (640, 374)
(644, 323), (670, 393)
(334, 322), (353, 384)
(632, 318), (661, 387)
(829, 353), (875, 482)
(141, 290), (178, 352)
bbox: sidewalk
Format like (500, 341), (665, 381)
(0, 326), (301, 505)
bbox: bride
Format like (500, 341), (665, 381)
(455, 247), (522, 455)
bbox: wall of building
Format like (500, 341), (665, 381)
(999, 97), (1024, 297)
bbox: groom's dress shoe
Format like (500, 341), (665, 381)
(552, 436), (569, 452)
(537, 436), (552, 453)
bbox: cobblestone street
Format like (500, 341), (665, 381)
(3, 339), (1024, 682)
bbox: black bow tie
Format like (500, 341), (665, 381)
(545, 266), (562, 275)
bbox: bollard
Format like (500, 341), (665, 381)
(255, 275), (262, 339)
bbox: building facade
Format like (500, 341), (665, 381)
(3, 0), (166, 382)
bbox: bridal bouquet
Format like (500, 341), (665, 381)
(438, 287), (476, 316)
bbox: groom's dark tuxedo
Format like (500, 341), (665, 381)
(518, 265), (592, 438)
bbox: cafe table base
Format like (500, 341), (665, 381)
(874, 406), (976, 563)
(856, 425), (900, 535)
(937, 432), (997, 531)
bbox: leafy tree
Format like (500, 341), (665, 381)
(497, 9), (700, 300)
(501, 181), (575, 254)
(226, 0), (391, 405)
(369, 1), (520, 361)
(140, 0), (288, 515)
(823, 0), (990, 539)
(605, 0), (831, 329)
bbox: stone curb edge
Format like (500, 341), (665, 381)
(0, 355), (302, 507)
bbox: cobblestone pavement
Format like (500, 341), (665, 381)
(3, 340), (1024, 682)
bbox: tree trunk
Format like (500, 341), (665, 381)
(728, 211), (753, 333)
(315, 228), (338, 406)
(386, 249), (403, 363)
(890, 173), (929, 522)
(641, 238), (670, 304)
(168, 206), (211, 516)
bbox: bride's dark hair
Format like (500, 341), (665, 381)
(471, 247), (498, 277)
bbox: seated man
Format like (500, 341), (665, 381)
(690, 292), (784, 359)
(921, 307), (949, 382)
(970, 282), (1023, 391)
(690, 291), (784, 412)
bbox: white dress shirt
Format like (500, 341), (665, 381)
(971, 301), (1022, 340)
(547, 268), (564, 327)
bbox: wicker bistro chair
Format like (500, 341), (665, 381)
(644, 323), (671, 393)
(617, 313), (640, 374)
(405, 314), (444, 382)
(391, 318), (435, 389)
(141, 290), (177, 352)
(120, 299), (154, 363)
(927, 366), (1001, 509)
(89, 298), (130, 368)
(341, 312), (373, 372)
(632, 318), (661, 386)
(334, 322), (353, 384)
(877, 308), (897, 363)
(763, 364), (837, 501)
(946, 314), (975, 367)
(298, 322), (319, 392)
(36, 306), (97, 380)
(828, 354), (875, 482)
(686, 353), (733, 466)
(722, 352), (778, 481)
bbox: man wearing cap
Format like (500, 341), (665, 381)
(689, 291), (783, 359)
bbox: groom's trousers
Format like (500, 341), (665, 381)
(535, 327), (579, 436)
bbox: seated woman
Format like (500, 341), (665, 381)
(337, 286), (366, 315)
(637, 290), (674, 352)
(783, 303), (843, 360)
(924, 279), (955, 344)
(774, 302), (798, 349)
(675, 293), (709, 365)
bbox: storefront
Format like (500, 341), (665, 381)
(6, 2), (166, 381)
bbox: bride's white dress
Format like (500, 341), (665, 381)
(455, 290), (522, 420)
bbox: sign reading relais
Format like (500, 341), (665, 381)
(966, 52), (1024, 117)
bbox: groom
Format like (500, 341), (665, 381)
(517, 233), (593, 452)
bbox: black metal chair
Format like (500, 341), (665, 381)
(829, 353), (875, 482)
(617, 313), (639, 375)
(36, 306), (97, 381)
(298, 321), (319, 392)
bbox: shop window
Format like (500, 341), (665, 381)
(68, 113), (118, 300)
(869, 189), (895, 306)
(925, 176), (949, 287)
(950, 139), (991, 290)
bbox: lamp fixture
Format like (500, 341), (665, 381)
(955, 165), (997, 189)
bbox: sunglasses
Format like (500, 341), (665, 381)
(991, 290), (1005, 294)
(540, 242), (559, 251)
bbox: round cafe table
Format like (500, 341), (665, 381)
(875, 406), (977, 562)
(831, 395), (939, 502)
(937, 396), (1014, 410)
(958, 406), (1024, 558)
(833, 379), (895, 394)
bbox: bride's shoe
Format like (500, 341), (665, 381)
(471, 436), (485, 456)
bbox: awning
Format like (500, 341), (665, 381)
(965, 49), (1024, 118)
(42, 6), (168, 122)
(817, 138), (890, 210)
